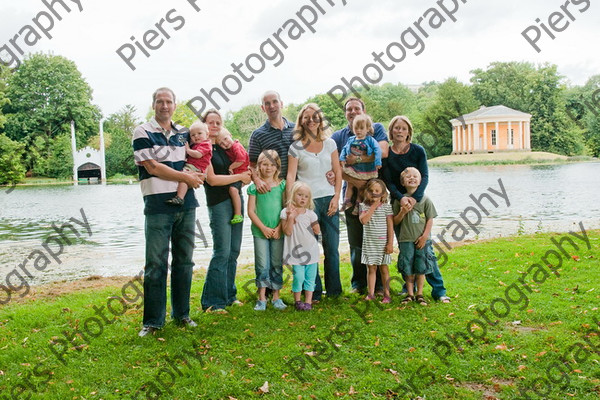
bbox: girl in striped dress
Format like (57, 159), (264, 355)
(359, 179), (394, 303)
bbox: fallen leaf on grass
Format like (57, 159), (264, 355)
(572, 255), (580, 261)
(495, 344), (508, 351)
(518, 365), (527, 371)
(445, 374), (454, 381)
(349, 386), (357, 395)
(385, 368), (398, 375)
(374, 337), (380, 346)
(258, 381), (269, 394)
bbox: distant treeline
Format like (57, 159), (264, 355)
(1, 54), (598, 184)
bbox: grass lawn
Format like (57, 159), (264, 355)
(0, 230), (598, 399)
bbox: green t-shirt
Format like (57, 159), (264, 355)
(247, 180), (286, 238)
(395, 196), (437, 242)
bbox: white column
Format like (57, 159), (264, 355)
(508, 121), (512, 149)
(468, 124), (473, 152)
(526, 121), (531, 149)
(71, 121), (78, 184)
(462, 125), (466, 153)
(452, 126), (457, 153)
(483, 122), (487, 151)
(99, 119), (106, 184)
(518, 121), (523, 149)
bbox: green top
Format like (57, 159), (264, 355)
(247, 180), (286, 238)
(395, 196), (437, 242)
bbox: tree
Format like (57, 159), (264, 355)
(226, 104), (265, 146)
(565, 75), (600, 157)
(470, 62), (584, 155)
(2, 53), (101, 173)
(105, 104), (139, 134)
(0, 134), (26, 184)
(414, 78), (480, 157)
(4, 53), (101, 142)
(45, 134), (73, 179)
(0, 65), (10, 129)
(104, 105), (141, 177)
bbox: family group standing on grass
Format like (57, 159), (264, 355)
(133, 87), (451, 337)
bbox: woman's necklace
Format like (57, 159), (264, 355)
(393, 142), (410, 155)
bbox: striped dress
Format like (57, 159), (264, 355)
(360, 202), (393, 265)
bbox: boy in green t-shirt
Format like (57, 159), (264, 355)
(393, 167), (437, 306)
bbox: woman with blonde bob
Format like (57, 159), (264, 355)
(381, 115), (450, 303)
(286, 103), (342, 300)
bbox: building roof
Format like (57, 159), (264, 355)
(450, 105), (531, 123)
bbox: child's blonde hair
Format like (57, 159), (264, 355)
(400, 167), (421, 186)
(189, 120), (208, 134)
(288, 181), (314, 210)
(257, 150), (281, 181)
(352, 114), (374, 134)
(216, 127), (233, 140)
(363, 179), (389, 205)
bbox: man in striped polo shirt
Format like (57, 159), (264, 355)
(248, 90), (295, 193)
(133, 87), (203, 337)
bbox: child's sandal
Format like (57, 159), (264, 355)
(401, 295), (414, 304)
(230, 214), (243, 224)
(416, 295), (428, 306)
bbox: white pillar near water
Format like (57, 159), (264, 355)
(99, 119), (107, 184)
(70, 121), (78, 184)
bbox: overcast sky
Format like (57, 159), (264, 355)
(1, 0), (598, 121)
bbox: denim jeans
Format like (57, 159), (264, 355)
(394, 223), (447, 299)
(345, 206), (382, 292)
(253, 236), (284, 290)
(201, 198), (243, 310)
(313, 196), (342, 300)
(143, 208), (196, 328)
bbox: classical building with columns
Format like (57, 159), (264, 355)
(450, 105), (532, 154)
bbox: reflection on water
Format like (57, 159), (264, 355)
(0, 162), (599, 285)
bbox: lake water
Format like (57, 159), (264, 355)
(1, 162), (599, 285)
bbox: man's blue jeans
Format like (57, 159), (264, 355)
(313, 196), (342, 300)
(143, 208), (196, 328)
(201, 198), (243, 310)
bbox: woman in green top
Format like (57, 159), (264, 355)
(247, 150), (287, 311)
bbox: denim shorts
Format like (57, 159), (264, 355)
(398, 242), (432, 276)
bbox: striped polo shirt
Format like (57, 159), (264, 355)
(132, 117), (199, 215)
(248, 118), (295, 178)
